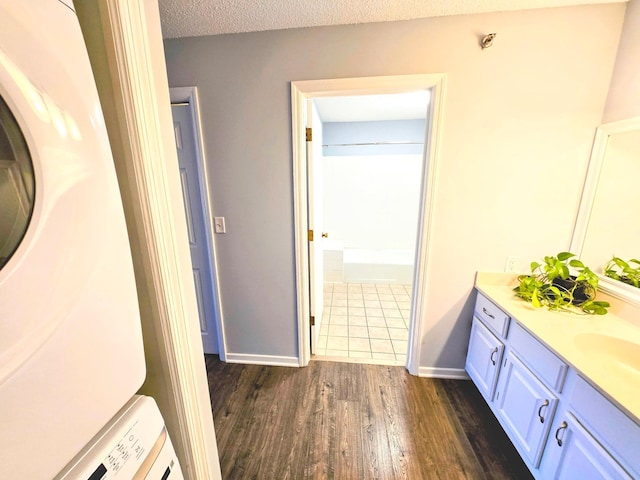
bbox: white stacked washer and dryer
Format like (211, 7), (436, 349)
(0, 1), (183, 478)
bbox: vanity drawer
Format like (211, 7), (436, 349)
(475, 292), (510, 338)
(509, 321), (568, 392)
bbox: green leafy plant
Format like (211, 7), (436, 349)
(513, 252), (609, 315)
(603, 256), (640, 288)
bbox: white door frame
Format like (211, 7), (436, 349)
(76, 2), (222, 479)
(291, 74), (446, 374)
(307, 99), (325, 354)
(170, 86), (227, 359)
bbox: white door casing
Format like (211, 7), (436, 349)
(291, 74), (446, 373)
(171, 102), (221, 355)
(75, 3), (223, 477)
(307, 99), (324, 354)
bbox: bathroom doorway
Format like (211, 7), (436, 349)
(311, 93), (427, 365)
(291, 74), (446, 374)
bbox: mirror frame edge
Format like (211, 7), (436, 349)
(570, 116), (640, 307)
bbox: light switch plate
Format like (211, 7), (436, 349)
(214, 216), (226, 233)
(505, 256), (518, 273)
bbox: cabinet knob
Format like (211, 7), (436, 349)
(538, 399), (550, 423)
(555, 421), (568, 446)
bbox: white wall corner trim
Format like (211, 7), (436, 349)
(418, 367), (469, 380)
(77, 1), (222, 479)
(225, 353), (301, 367)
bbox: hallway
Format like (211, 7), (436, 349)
(205, 356), (533, 479)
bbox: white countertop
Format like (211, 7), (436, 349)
(475, 272), (640, 423)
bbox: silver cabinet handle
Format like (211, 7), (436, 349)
(538, 399), (550, 423)
(490, 347), (498, 365)
(555, 421), (568, 446)
(482, 307), (495, 319)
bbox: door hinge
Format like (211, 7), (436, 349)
(310, 315), (315, 326)
(306, 127), (312, 142)
(308, 229), (314, 241)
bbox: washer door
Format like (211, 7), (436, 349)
(0, 1), (145, 478)
(0, 94), (35, 270)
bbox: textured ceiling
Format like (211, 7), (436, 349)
(158, 0), (623, 39)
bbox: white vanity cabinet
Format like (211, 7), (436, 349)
(539, 372), (639, 479)
(492, 320), (568, 467)
(465, 318), (504, 402)
(467, 293), (565, 470)
(465, 293), (509, 402)
(493, 350), (558, 467)
(540, 411), (633, 479)
(467, 286), (640, 480)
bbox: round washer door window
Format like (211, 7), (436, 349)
(0, 94), (35, 270)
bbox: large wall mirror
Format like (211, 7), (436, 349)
(571, 117), (640, 305)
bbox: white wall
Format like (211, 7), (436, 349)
(163, 4), (625, 369)
(603, 0), (640, 122)
(323, 154), (422, 251)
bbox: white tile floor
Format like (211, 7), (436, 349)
(314, 282), (412, 365)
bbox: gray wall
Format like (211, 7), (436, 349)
(163, 4), (625, 368)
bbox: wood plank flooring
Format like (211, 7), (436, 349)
(205, 355), (533, 480)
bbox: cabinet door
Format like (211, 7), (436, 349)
(465, 317), (503, 402)
(540, 413), (633, 480)
(494, 351), (557, 468)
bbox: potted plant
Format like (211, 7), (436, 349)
(603, 256), (640, 288)
(513, 252), (609, 315)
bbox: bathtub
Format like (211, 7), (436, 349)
(323, 239), (344, 282)
(343, 248), (415, 284)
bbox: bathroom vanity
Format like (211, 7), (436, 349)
(466, 272), (640, 479)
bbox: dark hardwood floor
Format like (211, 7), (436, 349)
(205, 355), (533, 480)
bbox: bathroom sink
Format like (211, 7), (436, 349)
(574, 333), (640, 380)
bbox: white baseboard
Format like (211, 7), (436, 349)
(224, 353), (300, 367)
(417, 367), (469, 379)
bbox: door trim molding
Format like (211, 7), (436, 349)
(290, 74), (447, 373)
(170, 86), (227, 360)
(76, 1), (222, 478)
(418, 367), (469, 379)
(225, 353), (300, 367)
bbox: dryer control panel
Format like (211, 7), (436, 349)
(56, 396), (184, 480)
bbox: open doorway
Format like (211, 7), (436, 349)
(291, 74), (446, 374)
(311, 92), (428, 365)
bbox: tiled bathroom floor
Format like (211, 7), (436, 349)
(314, 282), (412, 365)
